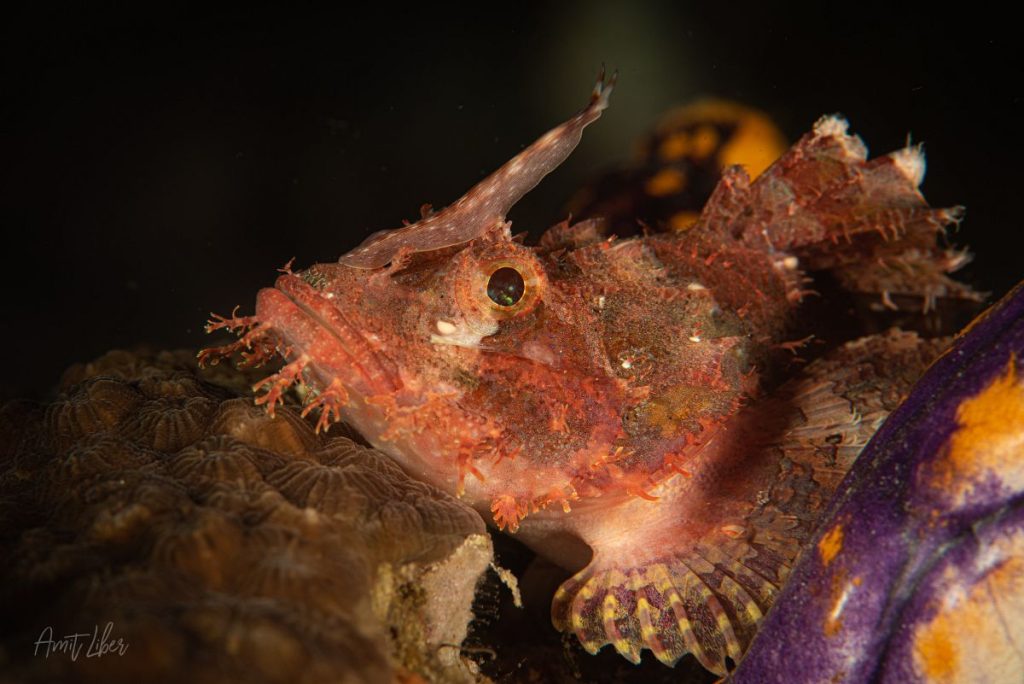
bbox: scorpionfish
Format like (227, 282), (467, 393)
(201, 73), (979, 673)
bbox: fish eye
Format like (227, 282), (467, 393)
(486, 267), (526, 307)
(455, 252), (544, 321)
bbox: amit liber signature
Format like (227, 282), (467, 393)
(33, 621), (129, 660)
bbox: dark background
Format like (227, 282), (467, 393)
(3, 3), (1021, 400)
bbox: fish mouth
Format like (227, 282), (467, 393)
(257, 273), (401, 397)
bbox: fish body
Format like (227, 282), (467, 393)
(201, 74), (977, 673)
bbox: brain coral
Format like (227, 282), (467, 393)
(0, 349), (491, 683)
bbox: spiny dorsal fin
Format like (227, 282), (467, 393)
(339, 70), (616, 269)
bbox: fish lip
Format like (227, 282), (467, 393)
(270, 274), (401, 395)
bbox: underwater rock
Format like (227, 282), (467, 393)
(734, 280), (1024, 683)
(0, 349), (491, 683)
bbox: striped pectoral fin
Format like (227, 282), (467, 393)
(551, 537), (782, 674)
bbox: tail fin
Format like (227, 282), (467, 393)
(551, 330), (949, 674)
(695, 115), (981, 310)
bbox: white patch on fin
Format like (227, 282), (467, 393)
(813, 114), (868, 160)
(813, 114), (849, 138)
(890, 144), (927, 187)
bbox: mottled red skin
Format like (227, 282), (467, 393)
(201, 76), (977, 673)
